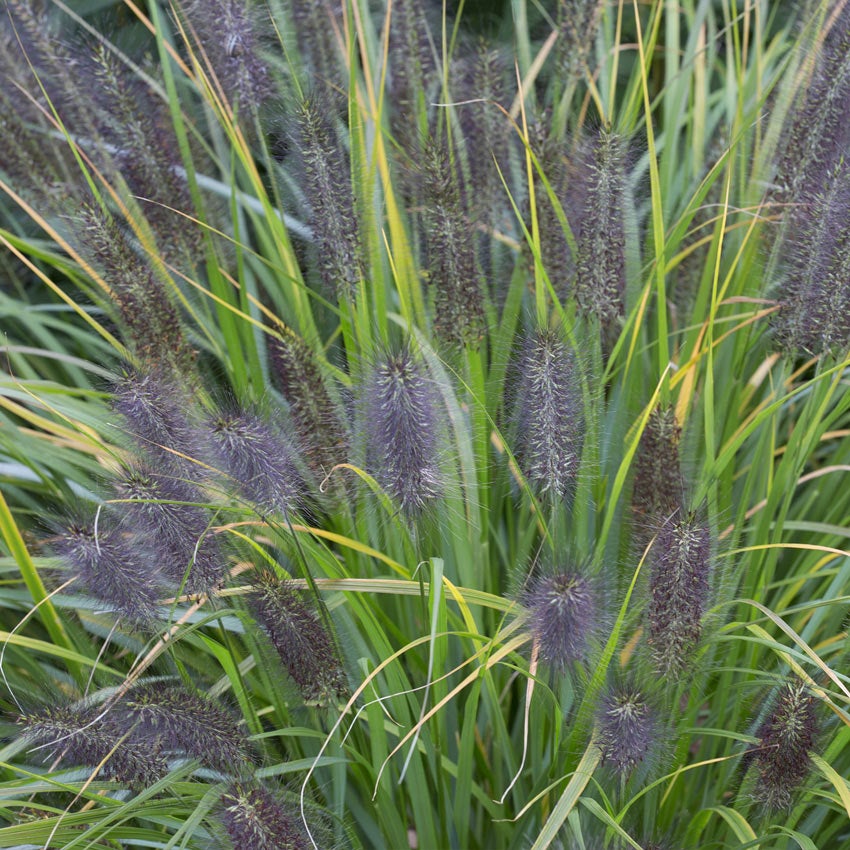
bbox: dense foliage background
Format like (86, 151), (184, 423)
(1, 0), (849, 847)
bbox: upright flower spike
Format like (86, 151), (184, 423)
(20, 702), (167, 789)
(179, 0), (271, 119)
(646, 514), (711, 677)
(205, 405), (302, 517)
(596, 680), (659, 778)
(513, 328), (584, 502)
(269, 332), (347, 476)
(219, 782), (311, 850)
(572, 127), (630, 327)
(750, 683), (819, 810)
(632, 405), (684, 531)
(522, 569), (596, 667)
(293, 94), (362, 302)
(75, 204), (192, 369)
(248, 570), (347, 706)
(54, 521), (162, 626)
(421, 138), (485, 346)
(362, 347), (444, 515)
(772, 160), (850, 358)
(555, 0), (604, 82)
(111, 369), (198, 477)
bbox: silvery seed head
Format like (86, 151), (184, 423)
(361, 347), (444, 515)
(205, 405), (302, 517)
(523, 569), (596, 667)
(513, 328), (584, 502)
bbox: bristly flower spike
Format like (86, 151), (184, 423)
(596, 680), (659, 778)
(20, 702), (167, 789)
(513, 327), (584, 502)
(219, 781), (311, 850)
(54, 520), (161, 626)
(293, 93), (363, 302)
(205, 405), (303, 518)
(522, 569), (596, 667)
(249, 570), (347, 706)
(117, 682), (249, 772)
(750, 683), (819, 810)
(361, 346), (444, 515)
(572, 127), (630, 328)
(179, 0), (271, 119)
(646, 513), (712, 677)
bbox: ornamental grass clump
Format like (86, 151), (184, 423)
(2, 1), (849, 848)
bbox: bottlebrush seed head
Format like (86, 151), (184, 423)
(632, 405), (684, 527)
(772, 160), (850, 358)
(513, 328), (584, 502)
(114, 467), (224, 592)
(111, 369), (198, 476)
(646, 514), (711, 677)
(220, 782), (310, 850)
(361, 347), (444, 515)
(293, 94), (362, 301)
(206, 406), (302, 517)
(573, 127), (629, 326)
(54, 520), (161, 625)
(522, 570), (596, 666)
(751, 683), (819, 810)
(596, 681), (659, 778)
(118, 682), (248, 772)
(556, 0), (604, 81)
(421, 137), (485, 346)
(269, 332), (348, 476)
(21, 702), (167, 789)
(249, 570), (348, 706)
(179, 0), (271, 118)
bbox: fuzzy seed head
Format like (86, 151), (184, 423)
(111, 370), (197, 476)
(294, 95), (362, 301)
(514, 329), (584, 501)
(573, 128), (629, 326)
(596, 682), (658, 777)
(207, 407), (302, 516)
(362, 348), (444, 515)
(55, 521), (161, 625)
(422, 138), (485, 346)
(220, 782), (309, 850)
(119, 682), (248, 772)
(249, 570), (348, 705)
(115, 467), (224, 592)
(646, 515), (711, 677)
(270, 333), (347, 475)
(21, 703), (167, 788)
(772, 161), (850, 358)
(523, 571), (595, 666)
(752, 684), (819, 810)
(181, 0), (271, 117)
(556, 0), (604, 80)
(632, 406), (683, 532)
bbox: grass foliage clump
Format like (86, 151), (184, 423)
(1, 0), (850, 848)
